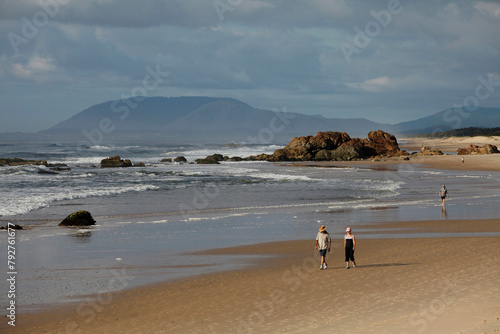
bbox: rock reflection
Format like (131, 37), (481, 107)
(68, 228), (93, 242)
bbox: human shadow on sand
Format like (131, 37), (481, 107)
(353, 262), (419, 269)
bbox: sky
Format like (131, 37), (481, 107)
(0, 0), (499, 133)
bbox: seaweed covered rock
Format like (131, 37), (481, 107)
(59, 211), (96, 227)
(196, 154), (225, 164)
(101, 156), (132, 168)
(174, 156), (187, 163)
(0, 158), (48, 166)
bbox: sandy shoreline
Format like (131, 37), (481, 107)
(401, 136), (500, 152)
(7, 219), (500, 334)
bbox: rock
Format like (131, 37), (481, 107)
(101, 156), (132, 168)
(457, 144), (499, 155)
(59, 211), (96, 227)
(0, 158), (48, 166)
(267, 130), (405, 161)
(133, 162), (146, 167)
(366, 130), (401, 156)
(38, 169), (59, 175)
(161, 158), (173, 163)
(196, 154), (224, 164)
(46, 163), (69, 168)
(174, 156), (187, 163)
(1, 224), (23, 230)
(417, 146), (444, 156)
(221, 143), (242, 148)
(230, 156), (244, 161)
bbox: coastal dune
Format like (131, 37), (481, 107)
(9, 219), (500, 334)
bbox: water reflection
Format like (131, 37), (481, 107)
(68, 228), (93, 242)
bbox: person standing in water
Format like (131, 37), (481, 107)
(439, 185), (448, 210)
(344, 227), (356, 269)
(315, 225), (331, 270)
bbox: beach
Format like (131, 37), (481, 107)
(2, 137), (500, 333)
(7, 218), (500, 334)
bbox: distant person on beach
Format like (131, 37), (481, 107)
(344, 227), (356, 269)
(461, 157), (464, 166)
(439, 185), (448, 210)
(315, 225), (331, 270)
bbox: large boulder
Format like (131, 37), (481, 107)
(457, 144), (499, 155)
(268, 130), (405, 161)
(101, 156), (132, 168)
(366, 130), (402, 156)
(59, 211), (96, 227)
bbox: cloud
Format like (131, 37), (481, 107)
(12, 55), (59, 83)
(347, 76), (395, 92)
(474, 1), (500, 19)
(0, 0), (499, 132)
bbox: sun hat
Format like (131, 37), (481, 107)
(346, 227), (351, 232)
(319, 225), (326, 232)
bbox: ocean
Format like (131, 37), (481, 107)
(1, 139), (499, 311)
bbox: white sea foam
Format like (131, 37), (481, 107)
(0, 184), (160, 217)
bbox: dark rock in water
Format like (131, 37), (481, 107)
(50, 166), (71, 171)
(221, 143), (242, 148)
(0, 158), (48, 166)
(46, 163), (68, 168)
(1, 224), (23, 230)
(174, 156), (187, 163)
(101, 156), (133, 168)
(196, 154), (224, 164)
(266, 130), (407, 162)
(161, 158), (173, 163)
(230, 156), (244, 161)
(133, 162), (146, 167)
(38, 169), (59, 175)
(59, 211), (96, 227)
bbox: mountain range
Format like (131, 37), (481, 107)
(39, 96), (500, 144)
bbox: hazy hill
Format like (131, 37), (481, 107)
(394, 107), (500, 134)
(42, 96), (389, 143)
(410, 127), (500, 138)
(40, 97), (500, 144)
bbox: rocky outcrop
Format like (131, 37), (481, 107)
(457, 144), (499, 155)
(101, 156), (132, 168)
(0, 158), (48, 166)
(161, 158), (173, 163)
(415, 146), (444, 156)
(265, 130), (406, 162)
(1, 224), (23, 230)
(174, 156), (187, 163)
(196, 154), (225, 164)
(59, 211), (96, 227)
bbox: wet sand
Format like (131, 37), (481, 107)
(7, 219), (500, 334)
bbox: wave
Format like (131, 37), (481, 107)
(0, 184), (160, 217)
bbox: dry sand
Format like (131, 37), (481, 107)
(401, 136), (500, 152)
(6, 219), (500, 334)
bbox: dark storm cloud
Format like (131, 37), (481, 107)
(0, 0), (499, 131)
